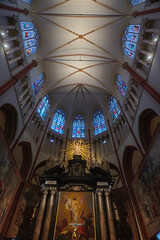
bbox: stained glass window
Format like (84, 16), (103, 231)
(130, 0), (145, 6)
(116, 74), (127, 97)
(21, 22), (39, 57)
(37, 95), (50, 121)
(72, 115), (85, 138)
(157, 232), (160, 240)
(51, 109), (65, 135)
(109, 97), (121, 122)
(22, 0), (33, 3)
(122, 25), (140, 59)
(32, 73), (44, 96)
(93, 111), (107, 136)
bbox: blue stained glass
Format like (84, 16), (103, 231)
(124, 41), (136, 51)
(24, 38), (38, 49)
(25, 46), (38, 56)
(32, 73), (44, 96)
(38, 96), (50, 121)
(130, 0), (145, 6)
(22, 0), (33, 3)
(116, 74), (127, 97)
(22, 30), (36, 40)
(21, 22), (35, 31)
(127, 25), (140, 33)
(157, 232), (160, 240)
(126, 33), (138, 42)
(122, 25), (140, 60)
(123, 47), (135, 59)
(51, 109), (65, 135)
(93, 111), (107, 136)
(109, 97), (120, 122)
(72, 115), (85, 138)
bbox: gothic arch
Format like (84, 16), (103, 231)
(139, 108), (160, 150)
(0, 104), (18, 145)
(12, 141), (32, 180)
(123, 146), (142, 184)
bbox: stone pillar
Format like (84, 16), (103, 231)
(122, 62), (160, 104)
(97, 190), (108, 240)
(41, 188), (56, 240)
(133, 7), (160, 17)
(33, 188), (48, 240)
(104, 190), (116, 240)
(0, 60), (38, 96)
(0, 3), (29, 14)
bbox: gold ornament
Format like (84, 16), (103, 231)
(65, 139), (91, 161)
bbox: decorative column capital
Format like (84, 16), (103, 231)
(49, 188), (57, 195)
(104, 190), (110, 197)
(42, 187), (49, 195)
(96, 189), (103, 196)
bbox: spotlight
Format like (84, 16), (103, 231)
(153, 37), (158, 42)
(147, 55), (152, 60)
(3, 43), (8, 49)
(1, 32), (5, 36)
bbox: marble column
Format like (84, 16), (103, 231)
(41, 188), (56, 240)
(33, 188), (48, 240)
(104, 190), (116, 240)
(97, 190), (108, 240)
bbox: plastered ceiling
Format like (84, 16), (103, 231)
(30, 0), (132, 120)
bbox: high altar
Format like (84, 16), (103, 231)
(32, 155), (115, 240)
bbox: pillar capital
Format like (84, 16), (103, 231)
(49, 187), (57, 195)
(42, 187), (49, 195)
(104, 190), (110, 197)
(96, 189), (103, 196)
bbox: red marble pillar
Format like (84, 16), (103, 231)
(107, 119), (126, 185)
(0, 3), (29, 15)
(122, 62), (160, 104)
(0, 60), (37, 96)
(28, 118), (51, 182)
(11, 98), (41, 152)
(117, 101), (144, 157)
(133, 7), (160, 17)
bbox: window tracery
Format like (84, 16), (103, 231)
(32, 73), (44, 96)
(116, 74), (127, 97)
(20, 22), (39, 56)
(122, 25), (140, 59)
(37, 95), (50, 121)
(130, 0), (145, 5)
(72, 114), (85, 138)
(109, 97), (121, 122)
(51, 109), (65, 135)
(93, 111), (107, 136)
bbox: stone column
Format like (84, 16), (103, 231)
(97, 190), (108, 240)
(33, 188), (48, 240)
(41, 188), (56, 240)
(104, 190), (116, 240)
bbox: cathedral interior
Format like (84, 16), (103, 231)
(0, 0), (160, 239)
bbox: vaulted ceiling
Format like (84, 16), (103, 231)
(30, 0), (132, 121)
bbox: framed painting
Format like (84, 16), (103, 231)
(132, 123), (160, 238)
(7, 182), (41, 239)
(53, 191), (96, 240)
(0, 129), (21, 232)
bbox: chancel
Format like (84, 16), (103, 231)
(0, 0), (160, 240)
